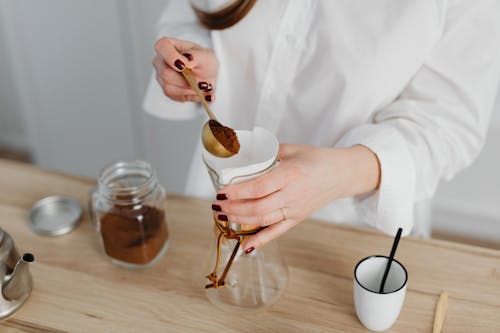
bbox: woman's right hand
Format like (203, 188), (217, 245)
(153, 37), (219, 103)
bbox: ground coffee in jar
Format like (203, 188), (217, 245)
(99, 204), (168, 265)
(90, 161), (169, 268)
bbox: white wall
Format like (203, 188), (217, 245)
(0, 0), (140, 173)
(0, 0), (498, 243)
(0, 9), (29, 151)
(0, 0), (201, 192)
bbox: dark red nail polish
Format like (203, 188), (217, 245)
(174, 59), (185, 71)
(182, 52), (193, 61)
(206, 84), (213, 92)
(198, 81), (209, 90)
(205, 95), (212, 102)
(245, 247), (255, 254)
(212, 204), (221, 212)
(218, 214), (228, 221)
(217, 193), (227, 200)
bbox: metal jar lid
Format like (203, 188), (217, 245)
(29, 196), (82, 236)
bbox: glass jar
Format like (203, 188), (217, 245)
(90, 160), (169, 269)
(202, 127), (289, 311)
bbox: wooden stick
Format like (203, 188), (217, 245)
(433, 291), (448, 333)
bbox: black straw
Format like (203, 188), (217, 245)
(379, 227), (403, 293)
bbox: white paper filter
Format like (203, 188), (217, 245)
(203, 127), (279, 185)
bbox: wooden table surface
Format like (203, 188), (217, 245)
(0, 159), (499, 332)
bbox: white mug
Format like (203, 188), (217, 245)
(354, 255), (408, 331)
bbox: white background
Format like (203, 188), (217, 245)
(0, 0), (498, 243)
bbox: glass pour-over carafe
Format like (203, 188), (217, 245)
(202, 127), (289, 311)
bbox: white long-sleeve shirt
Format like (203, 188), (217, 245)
(143, 0), (500, 236)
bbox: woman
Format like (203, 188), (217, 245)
(143, 0), (500, 253)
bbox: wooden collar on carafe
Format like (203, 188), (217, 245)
(214, 217), (262, 234)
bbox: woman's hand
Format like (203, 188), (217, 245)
(153, 37), (219, 103)
(211, 144), (381, 253)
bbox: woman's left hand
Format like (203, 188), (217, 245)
(211, 143), (381, 253)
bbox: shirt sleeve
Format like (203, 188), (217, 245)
(142, 0), (212, 120)
(336, 0), (500, 236)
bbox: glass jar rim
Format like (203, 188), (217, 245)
(98, 160), (158, 204)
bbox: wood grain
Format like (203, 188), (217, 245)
(0, 159), (499, 332)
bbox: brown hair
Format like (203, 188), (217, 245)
(192, 0), (256, 30)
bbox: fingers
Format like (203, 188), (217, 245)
(153, 55), (189, 89)
(153, 37), (218, 102)
(162, 84), (198, 103)
(213, 189), (286, 219)
(278, 143), (302, 159)
(197, 81), (213, 92)
(166, 37), (199, 54)
(153, 54), (214, 102)
(220, 168), (288, 201)
(216, 207), (286, 227)
(154, 37), (192, 72)
(158, 79), (214, 103)
(242, 219), (299, 252)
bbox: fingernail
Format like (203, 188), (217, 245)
(182, 52), (193, 61)
(198, 81), (209, 90)
(205, 95), (212, 102)
(206, 84), (213, 92)
(245, 247), (255, 254)
(174, 59), (185, 71)
(218, 214), (228, 221)
(216, 193), (227, 200)
(211, 204), (221, 212)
